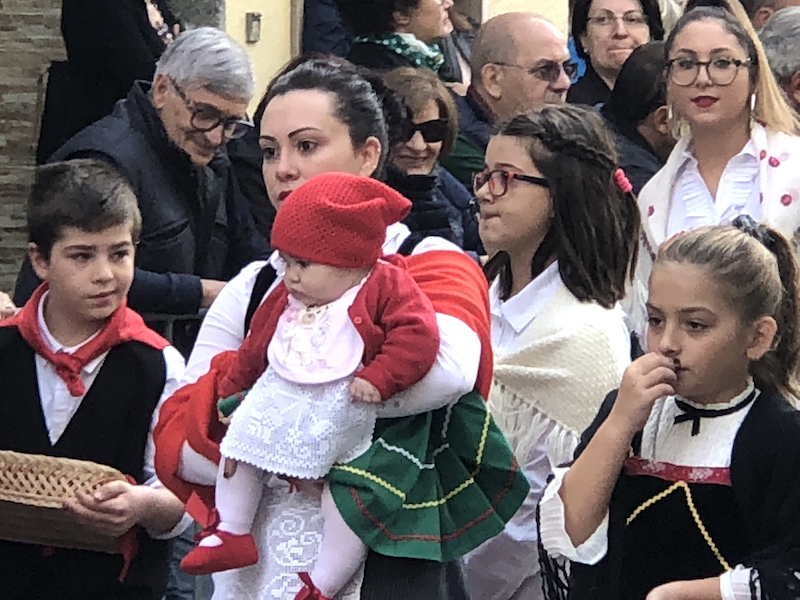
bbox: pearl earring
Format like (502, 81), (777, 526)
(667, 104), (673, 120)
(750, 93), (757, 112)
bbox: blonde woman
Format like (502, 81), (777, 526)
(627, 0), (800, 336)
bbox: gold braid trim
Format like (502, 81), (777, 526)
(626, 480), (731, 572)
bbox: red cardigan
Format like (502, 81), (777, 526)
(154, 251), (493, 512)
(220, 259), (440, 402)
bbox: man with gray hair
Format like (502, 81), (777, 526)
(440, 13), (573, 189)
(15, 27), (269, 317)
(760, 7), (800, 112)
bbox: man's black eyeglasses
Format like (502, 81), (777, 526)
(492, 60), (578, 83)
(169, 77), (252, 140)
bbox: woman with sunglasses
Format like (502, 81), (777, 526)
(568, 0), (664, 106)
(460, 104), (640, 600)
(628, 0), (800, 337)
(383, 67), (481, 254)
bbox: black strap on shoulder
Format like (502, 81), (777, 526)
(244, 263), (278, 333)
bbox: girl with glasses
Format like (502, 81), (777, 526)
(383, 67), (482, 255)
(628, 0), (800, 341)
(461, 104), (640, 600)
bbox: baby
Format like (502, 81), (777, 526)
(181, 173), (440, 600)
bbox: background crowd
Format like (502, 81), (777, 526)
(2, 0), (800, 598)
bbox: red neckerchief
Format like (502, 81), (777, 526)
(0, 283), (168, 396)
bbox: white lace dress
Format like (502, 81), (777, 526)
(221, 284), (376, 479)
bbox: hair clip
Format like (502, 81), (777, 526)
(613, 168), (633, 194)
(732, 215), (774, 248)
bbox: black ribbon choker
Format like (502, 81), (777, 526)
(673, 389), (757, 436)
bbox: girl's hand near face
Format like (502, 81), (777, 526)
(608, 353), (677, 438)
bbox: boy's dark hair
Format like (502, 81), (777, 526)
(485, 105), (641, 309)
(28, 159), (142, 259)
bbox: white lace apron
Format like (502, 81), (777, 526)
(220, 284), (376, 479)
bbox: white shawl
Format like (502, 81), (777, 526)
(489, 282), (631, 467)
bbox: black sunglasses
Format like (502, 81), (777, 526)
(402, 118), (449, 144)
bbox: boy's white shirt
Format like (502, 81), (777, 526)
(35, 291), (192, 539)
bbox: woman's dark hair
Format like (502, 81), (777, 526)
(259, 58), (409, 179)
(484, 105), (641, 308)
(656, 219), (800, 397)
(383, 66), (459, 157)
(571, 0), (664, 60)
(602, 41), (667, 134)
(335, 0), (421, 38)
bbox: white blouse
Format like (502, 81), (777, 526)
(666, 141), (761, 238)
(539, 380), (760, 600)
(461, 264), (562, 600)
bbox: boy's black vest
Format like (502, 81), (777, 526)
(0, 327), (171, 600)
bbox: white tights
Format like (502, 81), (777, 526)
(206, 460), (368, 597)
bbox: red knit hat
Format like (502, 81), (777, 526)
(270, 173), (411, 269)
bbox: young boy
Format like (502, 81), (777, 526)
(0, 159), (190, 600)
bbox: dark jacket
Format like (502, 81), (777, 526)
(15, 82), (269, 315)
(302, 0), (353, 56)
(60, 0), (176, 134)
(566, 63), (611, 107)
(600, 107), (664, 195)
(0, 329), (171, 600)
(386, 164), (482, 255)
(545, 387), (800, 600)
(440, 86), (493, 189)
(346, 41), (417, 72)
(226, 126), (276, 242)
(439, 27), (476, 84)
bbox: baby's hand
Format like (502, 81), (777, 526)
(350, 378), (382, 404)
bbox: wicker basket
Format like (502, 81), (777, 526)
(0, 450), (125, 554)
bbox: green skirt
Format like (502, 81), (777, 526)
(328, 390), (530, 562)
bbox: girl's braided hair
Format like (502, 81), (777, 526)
(485, 104), (640, 308)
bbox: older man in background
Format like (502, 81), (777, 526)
(440, 13), (573, 188)
(760, 7), (800, 112)
(744, 0), (800, 29)
(14, 27), (269, 317)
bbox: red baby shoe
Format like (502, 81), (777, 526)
(294, 572), (334, 600)
(180, 531), (258, 575)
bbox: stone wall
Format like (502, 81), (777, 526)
(0, 0), (65, 291)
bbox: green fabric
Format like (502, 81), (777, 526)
(440, 134), (486, 190)
(353, 33), (444, 72)
(328, 390), (530, 562)
(217, 392), (247, 418)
